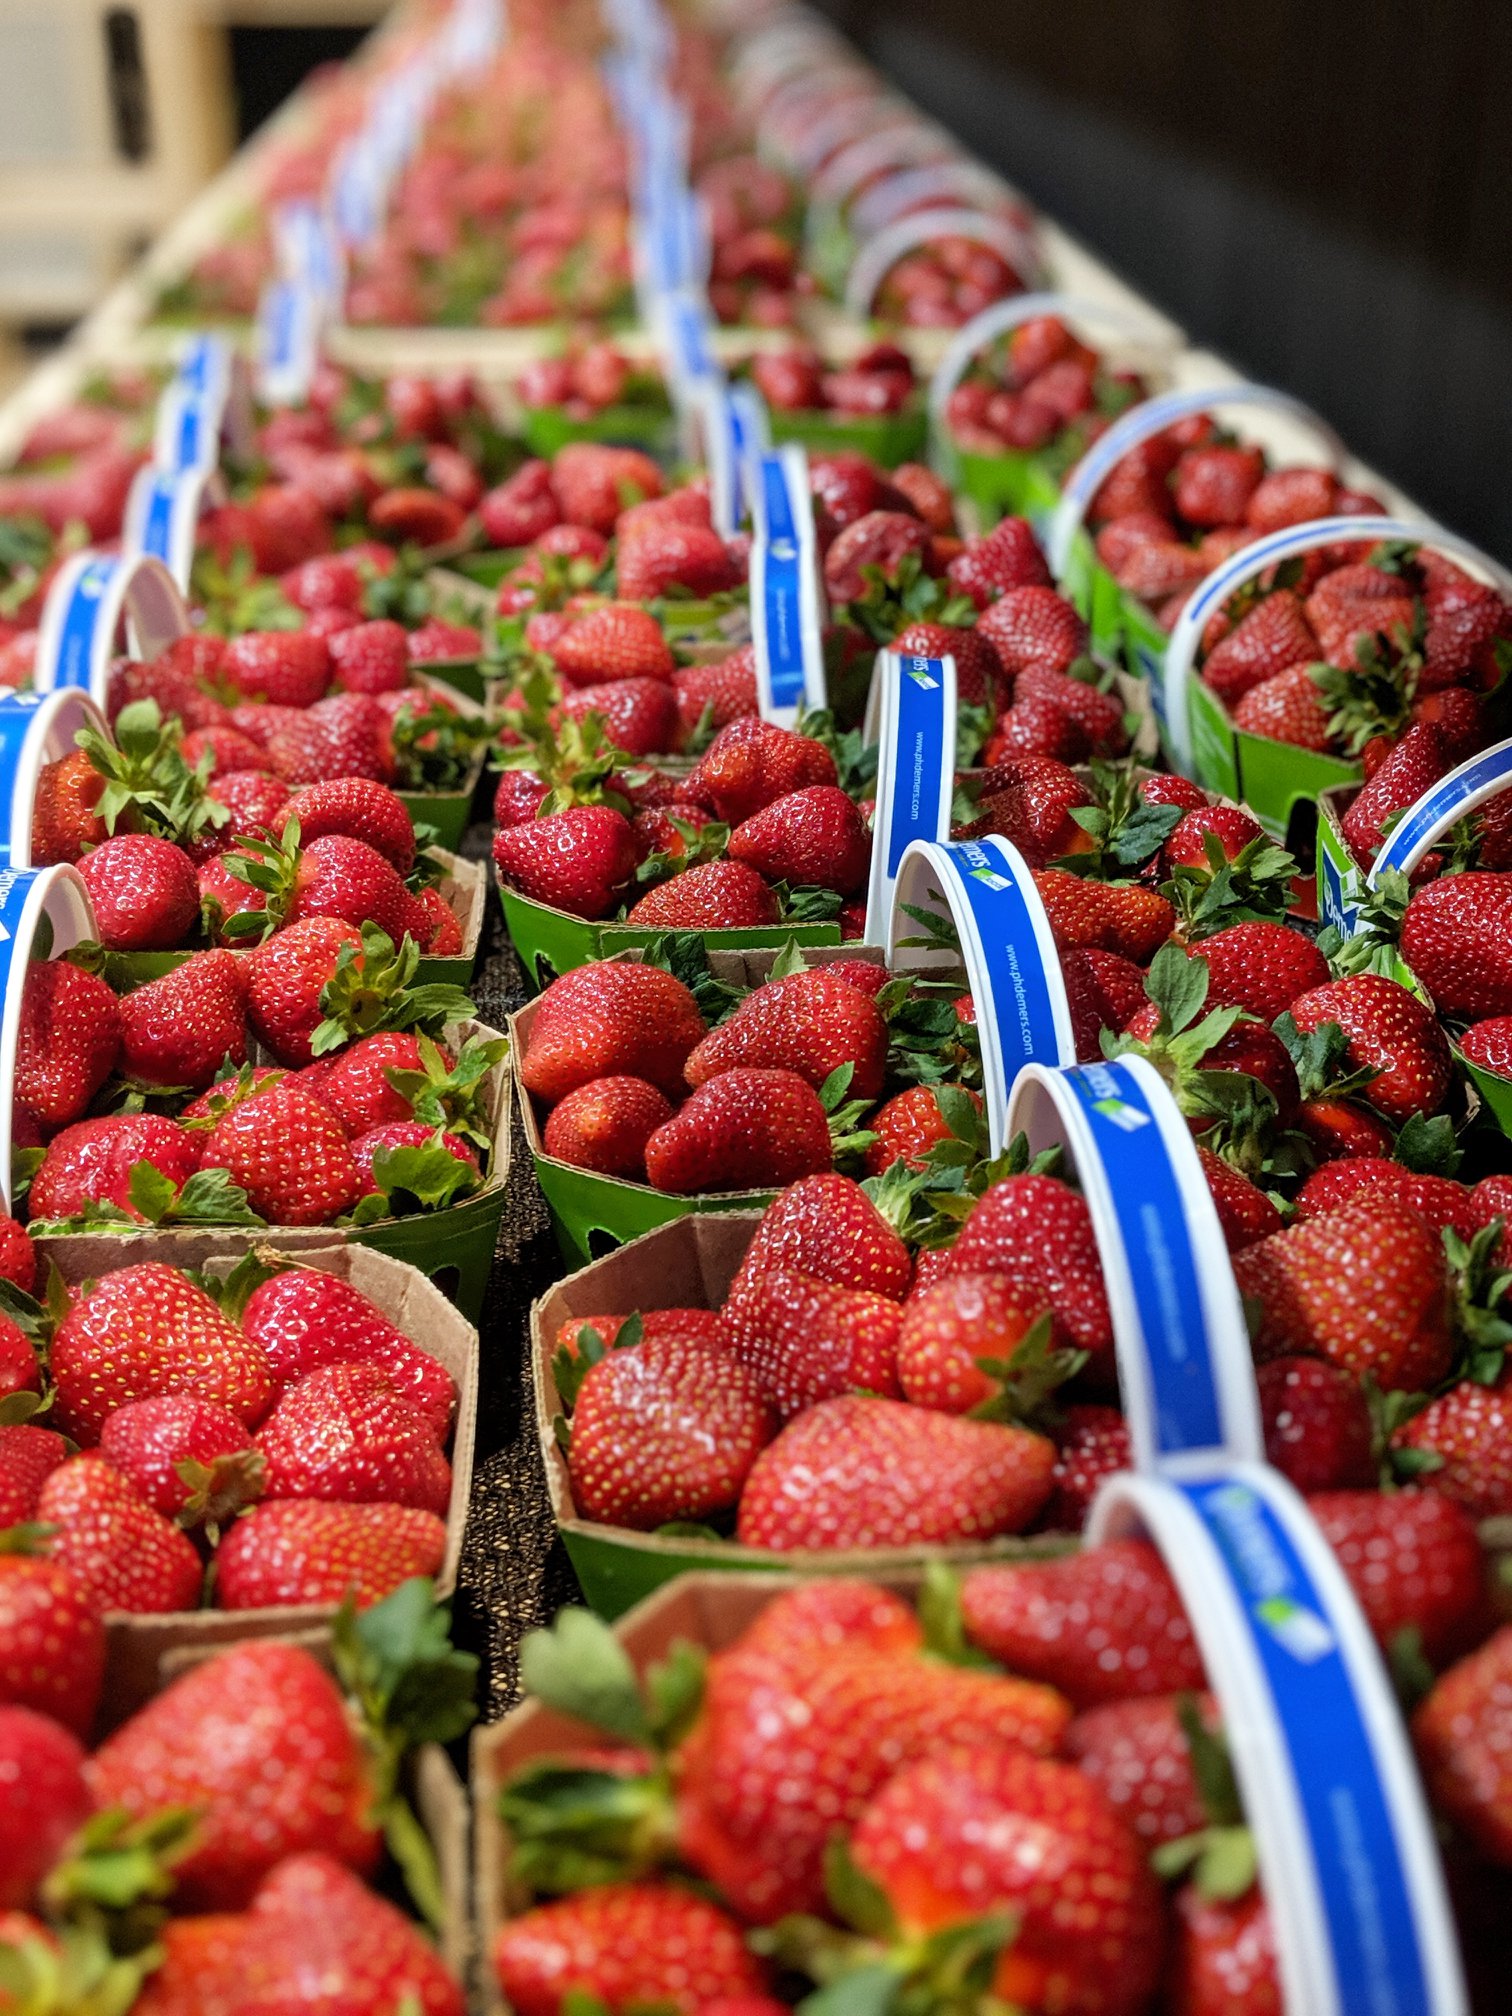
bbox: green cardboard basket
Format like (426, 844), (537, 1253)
(952, 447), (1062, 533)
(519, 401), (677, 460)
(768, 404), (928, 469)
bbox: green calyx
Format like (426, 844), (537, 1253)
(1149, 1696), (1257, 1902)
(1160, 830), (1298, 938)
(77, 701), (227, 851)
(310, 923), (477, 1057)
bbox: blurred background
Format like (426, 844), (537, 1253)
(1, 0), (1508, 549)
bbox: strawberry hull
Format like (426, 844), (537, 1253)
(37, 1239), (478, 1694)
(531, 1214), (1068, 1617)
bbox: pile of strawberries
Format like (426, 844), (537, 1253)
(514, 340), (671, 428)
(489, 1553), (1512, 2011)
(0, 1581), (472, 2011)
(0, 1249), (461, 1615)
(945, 311), (1149, 467)
(744, 337), (921, 422)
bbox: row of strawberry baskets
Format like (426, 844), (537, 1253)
(2, 0), (1512, 2010)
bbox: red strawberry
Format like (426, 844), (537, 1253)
(552, 604), (675, 686)
(235, 1852), (464, 2013)
(1245, 464), (1339, 531)
(1033, 868), (1176, 963)
(553, 443), (662, 534)
(1341, 723), (1449, 864)
(181, 725), (269, 776)
(895, 1272), (1050, 1413)
(1308, 1488), (1486, 1667)
(493, 805), (639, 919)
(1464, 1017), (1512, 1078)
(947, 1174), (1114, 1378)
(200, 1078), (361, 1225)
(284, 777), (415, 872)
(1201, 589), (1324, 704)
(1288, 974), (1453, 1121)
(1399, 873), (1512, 1021)
(625, 859), (780, 927)
(1297, 1097), (1396, 1162)
(286, 833), (414, 939)
(246, 915), (363, 1065)
(617, 515), (741, 601)
(1305, 563), (1417, 671)
(522, 962), (706, 1103)
(717, 1267), (903, 1417)
(691, 717), (837, 825)
(644, 1068), (833, 1192)
(865, 1082), (982, 1174)
(1171, 442), (1264, 526)
(254, 1362), (450, 1513)
(1190, 920), (1329, 1023)
(51, 1261), (273, 1443)
(1231, 664), (1333, 750)
(14, 959), (121, 1127)
(557, 676), (679, 757)
(977, 583), (1088, 676)
(733, 1173), (912, 1300)
(1163, 803), (1265, 871)
(1041, 1403), (1133, 1530)
(328, 619), (410, 695)
(822, 510), (932, 601)
(1256, 1354), (1375, 1491)
(956, 753), (1093, 864)
(685, 968), (888, 1101)
(0, 1425), (64, 1528)
(312, 1030), (448, 1135)
(891, 620), (1000, 707)
(125, 1913), (248, 2016)
(89, 1643), (380, 1909)
(221, 631), (330, 708)
(1294, 1157), (1479, 1237)
(282, 553), (364, 612)
(543, 1075), (674, 1178)
(98, 1393), (261, 1523)
(1392, 1372), (1512, 1519)
(30, 748), (108, 864)
(267, 692), (394, 787)
(727, 785), (871, 894)
(0, 1558), (105, 1733)
(75, 835), (199, 951)
(961, 1540), (1206, 1705)
(736, 1393), (1054, 1549)
(565, 1333), (774, 1529)
(480, 459), (560, 545)
(1063, 1691), (1217, 1847)
(29, 1112), (200, 1221)
(945, 516), (1053, 608)
(1014, 664), (1129, 753)
(492, 1882), (765, 2016)
(1200, 1146), (1285, 1251)
(1413, 1625), (1512, 1864)
(216, 1498), (446, 1612)
(241, 1267), (455, 1436)
(38, 1453), (203, 1613)
(367, 485), (465, 546)
(847, 1743), (1164, 2016)
(0, 1704), (92, 1912)
(670, 652), (760, 739)
(1167, 1887), (1280, 2016)
(116, 949), (248, 1092)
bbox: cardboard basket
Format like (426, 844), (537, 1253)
(518, 401), (678, 460)
(952, 444), (1063, 534)
(35, 1017), (511, 1322)
(45, 1239), (482, 1691)
(768, 403), (928, 468)
(531, 1212), (1070, 1618)
(513, 944), (886, 1265)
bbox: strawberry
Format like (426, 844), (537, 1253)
(37, 1453), (202, 1613)
(685, 968), (888, 1100)
(492, 1881), (766, 2016)
(1189, 920), (1329, 1022)
(891, 620), (999, 706)
(734, 1173), (913, 1299)
(955, 753), (1092, 863)
(946, 1174), (1115, 1377)
(895, 1272), (1053, 1412)
(0, 1705), (92, 1912)
(255, 1362), (450, 1513)
(976, 583), (1089, 676)
(1255, 1354), (1375, 1492)
(963, 1541), (1206, 1705)
(328, 618), (411, 695)
(233, 1852), (465, 2013)
(241, 1267), (454, 1435)
(28, 1112), (199, 1222)
(1422, 576), (1511, 688)
(542, 1075), (673, 1177)
(1308, 1488), (1486, 1666)
(30, 748), (108, 863)
(200, 1077), (360, 1224)
(1042, 1403), (1133, 1530)
(1172, 442), (1264, 525)
(727, 785), (871, 894)
(1393, 1372), (1512, 1518)
(408, 883), (464, 954)
(282, 553), (364, 612)
(865, 1082), (982, 1174)
(671, 651), (760, 738)
(1294, 1156), (1479, 1237)
(823, 510), (932, 602)
(565, 1333), (774, 1528)
(1167, 1887), (1279, 2016)
(246, 915), (363, 1065)
(216, 1498), (446, 1612)
(1399, 872), (1512, 1020)
(1297, 1097), (1396, 1161)
(557, 676), (679, 756)
(1163, 803), (1265, 870)
(14, 958), (121, 1127)
(522, 962), (706, 1103)
(945, 515), (1053, 608)
(284, 777), (415, 872)
(182, 724), (269, 776)
(480, 459), (561, 545)
(283, 832), (414, 940)
(552, 443), (662, 534)
(691, 717), (837, 826)
(89, 1641), (380, 1908)
(367, 485), (465, 546)
(351, 1119), (480, 1197)
(221, 630), (331, 708)
(645, 1068), (837, 1193)
(552, 604), (674, 686)
(127, 1914), (248, 2016)
(846, 1743), (1164, 2016)
(51, 1261), (273, 1443)
(1033, 868), (1176, 963)
(1104, 534), (1205, 602)
(98, 1393), (261, 1523)
(313, 1029), (450, 1135)
(1241, 464), (1337, 532)
(734, 1578), (925, 1663)
(0, 1425), (64, 1528)
(1014, 664), (1129, 753)
(0, 1558), (104, 1733)
(1341, 723), (1449, 864)
(626, 859), (780, 927)
(117, 948), (248, 1092)
(493, 805), (639, 919)
(718, 1267), (903, 1417)
(1199, 1146), (1284, 1251)
(1462, 1018), (1512, 1084)
(1231, 664), (1333, 750)
(1287, 974), (1453, 1121)
(1063, 1691), (1218, 1848)
(736, 1393), (1053, 1549)
(986, 692), (1091, 762)
(1413, 1625), (1512, 1864)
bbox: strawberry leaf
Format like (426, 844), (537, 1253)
(517, 1606), (650, 1746)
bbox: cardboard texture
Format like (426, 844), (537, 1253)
(76, 1236), (479, 1704)
(513, 944), (891, 1266)
(35, 1016), (511, 1321)
(531, 1210), (1071, 1618)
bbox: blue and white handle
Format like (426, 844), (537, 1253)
(1371, 732), (1512, 886)
(1165, 514), (1512, 778)
(1007, 1054), (1260, 1469)
(843, 203), (1041, 319)
(34, 551), (190, 705)
(122, 463), (217, 593)
(0, 864), (99, 1210)
(0, 691), (109, 870)
(748, 444), (827, 726)
(153, 332), (238, 473)
(690, 375), (746, 540)
(1093, 1462), (1467, 2016)
(887, 834), (1076, 1152)
(862, 650), (957, 944)
(255, 277), (326, 409)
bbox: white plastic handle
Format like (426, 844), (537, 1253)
(748, 443), (827, 727)
(1164, 514), (1512, 776)
(34, 550), (191, 705)
(123, 462), (218, 593)
(1007, 1055), (1261, 1470)
(851, 159), (1017, 241)
(844, 205), (1042, 319)
(1092, 1463), (1467, 2016)
(0, 864), (99, 1210)
(1368, 732), (1512, 888)
(256, 279), (326, 408)
(0, 689), (109, 870)
(808, 121), (952, 209)
(887, 835), (1076, 1153)
(862, 649), (958, 945)
(1047, 381), (1349, 580)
